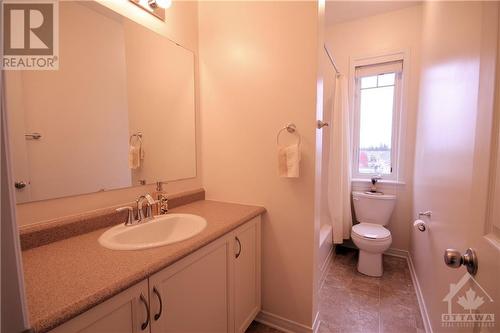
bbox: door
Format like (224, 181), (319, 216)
(149, 239), (229, 333)
(4, 71), (33, 203)
(51, 280), (150, 333)
(233, 217), (261, 333)
(412, 2), (500, 332)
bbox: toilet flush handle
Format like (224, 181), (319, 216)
(418, 211), (432, 219)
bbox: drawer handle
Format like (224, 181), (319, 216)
(153, 287), (163, 321)
(235, 236), (242, 258)
(139, 293), (150, 330)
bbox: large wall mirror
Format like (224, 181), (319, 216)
(5, 2), (196, 204)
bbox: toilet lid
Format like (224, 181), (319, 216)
(352, 223), (390, 240)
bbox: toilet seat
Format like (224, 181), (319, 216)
(352, 223), (391, 241)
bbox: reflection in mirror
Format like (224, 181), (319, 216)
(5, 2), (196, 204)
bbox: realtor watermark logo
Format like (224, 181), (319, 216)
(2, 0), (59, 70)
(442, 273), (495, 328)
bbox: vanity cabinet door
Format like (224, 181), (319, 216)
(149, 237), (229, 333)
(50, 280), (150, 333)
(233, 217), (261, 333)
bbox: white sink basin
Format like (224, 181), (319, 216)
(98, 214), (207, 250)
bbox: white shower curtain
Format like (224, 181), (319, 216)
(327, 75), (353, 244)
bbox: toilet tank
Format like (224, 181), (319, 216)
(352, 191), (396, 225)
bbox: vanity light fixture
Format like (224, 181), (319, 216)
(129, 0), (171, 21)
(149, 0), (172, 9)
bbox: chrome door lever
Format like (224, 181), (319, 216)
(25, 133), (42, 140)
(317, 120), (329, 129)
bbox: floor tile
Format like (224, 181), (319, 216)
(246, 247), (424, 333)
(245, 321), (282, 333)
(318, 247), (424, 333)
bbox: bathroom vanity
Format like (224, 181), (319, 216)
(20, 197), (264, 333)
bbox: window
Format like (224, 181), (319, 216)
(352, 61), (403, 180)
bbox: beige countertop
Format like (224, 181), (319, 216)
(21, 200), (265, 333)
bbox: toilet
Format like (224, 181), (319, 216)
(351, 191), (396, 277)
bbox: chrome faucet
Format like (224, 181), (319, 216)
(137, 194), (156, 221)
(116, 194), (156, 226)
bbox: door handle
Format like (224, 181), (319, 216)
(152, 287), (163, 321)
(235, 236), (241, 258)
(317, 120), (329, 129)
(139, 293), (150, 330)
(15, 181), (27, 189)
(25, 132), (42, 140)
(444, 248), (478, 275)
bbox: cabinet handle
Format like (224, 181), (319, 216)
(235, 236), (241, 258)
(153, 287), (163, 321)
(139, 293), (150, 330)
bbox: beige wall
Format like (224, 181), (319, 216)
(325, 5), (423, 251)
(198, 1), (320, 327)
(14, 0), (201, 226)
(412, 2), (500, 331)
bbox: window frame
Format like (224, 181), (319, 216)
(350, 53), (406, 182)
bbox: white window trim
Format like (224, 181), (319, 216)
(349, 51), (410, 183)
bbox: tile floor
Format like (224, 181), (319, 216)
(246, 247), (425, 333)
(245, 321), (281, 333)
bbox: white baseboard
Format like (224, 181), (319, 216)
(256, 310), (315, 333)
(384, 247), (408, 258)
(312, 311), (320, 333)
(384, 249), (433, 333)
(406, 253), (433, 333)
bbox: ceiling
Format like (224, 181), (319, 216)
(325, 1), (421, 26)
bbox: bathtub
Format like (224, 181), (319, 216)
(319, 224), (333, 279)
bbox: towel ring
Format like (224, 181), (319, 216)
(277, 123), (301, 146)
(129, 132), (143, 146)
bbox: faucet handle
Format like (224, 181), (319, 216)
(145, 194), (156, 218)
(116, 206), (136, 226)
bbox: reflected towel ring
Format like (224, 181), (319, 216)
(276, 123), (301, 146)
(129, 132), (143, 146)
(129, 132), (144, 160)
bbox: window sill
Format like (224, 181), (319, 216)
(351, 178), (406, 186)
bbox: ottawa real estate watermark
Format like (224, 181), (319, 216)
(442, 272), (495, 328)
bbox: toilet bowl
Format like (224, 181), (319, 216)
(351, 191), (396, 277)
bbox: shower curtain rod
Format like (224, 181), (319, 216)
(324, 45), (340, 75)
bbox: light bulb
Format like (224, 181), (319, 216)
(154, 0), (172, 9)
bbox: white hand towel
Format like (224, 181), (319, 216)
(278, 143), (301, 178)
(129, 145), (141, 169)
